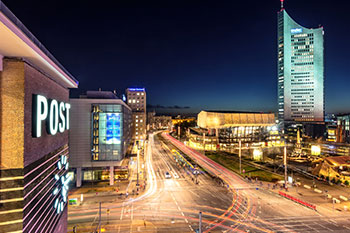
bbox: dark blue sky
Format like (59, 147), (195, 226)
(4, 0), (350, 114)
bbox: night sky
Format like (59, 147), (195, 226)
(4, 0), (350, 114)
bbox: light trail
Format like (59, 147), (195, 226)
(161, 133), (265, 232)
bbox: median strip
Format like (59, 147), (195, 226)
(279, 191), (316, 210)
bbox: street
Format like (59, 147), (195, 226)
(68, 133), (350, 232)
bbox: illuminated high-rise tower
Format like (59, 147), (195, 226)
(277, 1), (324, 125)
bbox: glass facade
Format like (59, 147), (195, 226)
(92, 104), (131, 161)
(278, 9), (324, 124)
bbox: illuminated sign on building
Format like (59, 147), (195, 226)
(32, 94), (71, 137)
(128, 88), (145, 92)
(291, 28), (302, 34)
(53, 155), (72, 214)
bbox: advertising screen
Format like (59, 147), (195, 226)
(105, 113), (121, 144)
(99, 113), (121, 144)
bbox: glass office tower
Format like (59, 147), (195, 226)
(278, 8), (324, 125)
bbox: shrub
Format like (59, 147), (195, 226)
(345, 180), (349, 186)
(331, 177), (336, 183)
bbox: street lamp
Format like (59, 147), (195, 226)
(137, 145), (140, 187)
(239, 139), (242, 174)
(284, 142), (288, 190)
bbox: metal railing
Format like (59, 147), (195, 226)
(0, 1), (79, 85)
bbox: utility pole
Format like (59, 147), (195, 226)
(199, 211), (202, 233)
(98, 202), (101, 233)
(239, 139), (242, 174)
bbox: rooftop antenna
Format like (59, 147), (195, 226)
(281, 0), (284, 9)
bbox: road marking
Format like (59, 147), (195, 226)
(131, 204), (134, 220)
(120, 204), (124, 220)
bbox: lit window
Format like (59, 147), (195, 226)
(136, 120), (138, 122)
(136, 116), (138, 118)
(141, 93), (144, 95)
(128, 100), (131, 103)
(136, 124), (138, 126)
(132, 100), (136, 103)
(136, 132), (138, 135)
(140, 120), (143, 122)
(137, 100), (139, 103)
(137, 93), (140, 95)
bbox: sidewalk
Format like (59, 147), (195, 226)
(68, 151), (147, 203)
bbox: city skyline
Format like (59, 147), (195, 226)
(3, 0), (350, 114)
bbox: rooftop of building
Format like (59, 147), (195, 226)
(0, 1), (78, 88)
(197, 110), (275, 128)
(84, 90), (119, 99)
(204, 110), (273, 114)
(325, 156), (350, 166)
(126, 87), (146, 92)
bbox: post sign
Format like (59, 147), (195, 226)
(32, 94), (71, 137)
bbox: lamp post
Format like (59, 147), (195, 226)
(203, 132), (205, 156)
(239, 139), (242, 174)
(284, 142), (288, 190)
(137, 146), (140, 187)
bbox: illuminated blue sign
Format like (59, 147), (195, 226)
(291, 28), (302, 34)
(128, 88), (145, 92)
(106, 113), (121, 144)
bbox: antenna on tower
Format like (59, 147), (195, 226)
(281, 0), (284, 9)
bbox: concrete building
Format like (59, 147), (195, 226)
(69, 91), (132, 187)
(126, 88), (147, 141)
(0, 1), (78, 232)
(188, 111), (278, 151)
(277, 4), (324, 125)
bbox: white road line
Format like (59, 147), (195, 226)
(120, 204), (124, 220)
(131, 204), (134, 220)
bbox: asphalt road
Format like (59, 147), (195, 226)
(68, 133), (350, 232)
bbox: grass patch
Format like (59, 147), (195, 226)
(205, 151), (283, 182)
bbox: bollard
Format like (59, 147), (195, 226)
(314, 188), (322, 194)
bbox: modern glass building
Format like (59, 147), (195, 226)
(69, 91), (132, 187)
(277, 7), (324, 125)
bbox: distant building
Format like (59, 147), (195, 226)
(126, 88), (147, 141)
(277, 5), (324, 125)
(172, 117), (196, 125)
(69, 91), (132, 187)
(0, 2), (78, 232)
(148, 111), (173, 130)
(188, 111), (278, 151)
(312, 156), (350, 182)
